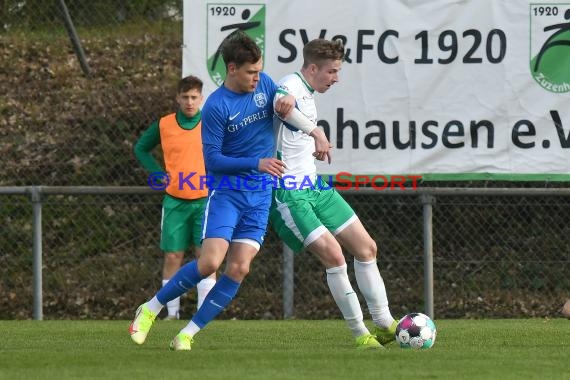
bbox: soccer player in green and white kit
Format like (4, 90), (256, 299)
(270, 39), (398, 349)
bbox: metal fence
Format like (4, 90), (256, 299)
(1, 186), (569, 321)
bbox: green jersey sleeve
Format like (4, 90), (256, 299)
(133, 121), (164, 175)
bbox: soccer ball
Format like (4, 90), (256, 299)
(395, 312), (437, 349)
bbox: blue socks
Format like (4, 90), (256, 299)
(156, 260), (203, 304)
(155, 262), (241, 330)
(191, 274), (240, 328)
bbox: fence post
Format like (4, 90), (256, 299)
(421, 193), (435, 319)
(58, 0), (92, 77)
(31, 186), (43, 320)
(283, 244), (294, 319)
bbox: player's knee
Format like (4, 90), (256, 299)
(313, 248), (346, 268)
(198, 260), (221, 277)
(164, 252), (183, 266)
(329, 252), (346, 267)
(225, 262), (250, 280)
(355, 239), (377, 262)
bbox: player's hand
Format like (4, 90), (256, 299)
(313, 150), (332, 163)
(310, 128), (332, 164)
(258, 158), (287, 177)
(274, 94), (296, 119)
(154, 171), (171, 184)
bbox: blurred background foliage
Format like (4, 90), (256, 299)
(1, 0), (181, 30)
(1, 0), (184, 187)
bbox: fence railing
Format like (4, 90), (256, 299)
(1, 186), (569, 320)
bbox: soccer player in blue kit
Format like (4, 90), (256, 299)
(129, 31), (331, 351)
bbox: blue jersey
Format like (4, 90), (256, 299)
(202, 72), (278, 191)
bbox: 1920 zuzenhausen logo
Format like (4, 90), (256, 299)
(530, 4), (570, 93)
(206, 4), (266, 87)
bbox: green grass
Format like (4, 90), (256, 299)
(0, 319), (568, 380)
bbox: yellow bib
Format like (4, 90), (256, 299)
(159, 113), (208, 200)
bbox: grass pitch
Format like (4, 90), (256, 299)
(0, 319), (568, 380)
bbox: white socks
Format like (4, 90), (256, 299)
(161, 276), (216, 317)
(354, 259), (395, 328)
(326, 264), (368, 337)
(146, 296), (164, 315)
(196, 277), (216, 310)
(181, 321), (201, 337)
(163, 279), (181, 317)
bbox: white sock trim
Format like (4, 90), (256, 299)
(354, 258), (377, 267)
(147, 296), (164, 315)
(181, 321), (201, 337)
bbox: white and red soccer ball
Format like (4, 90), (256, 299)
(395, 312), (437, 349)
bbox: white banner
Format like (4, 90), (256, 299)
(183, 0), (570, 180)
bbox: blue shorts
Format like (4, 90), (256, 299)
(201, 188), (272, 245)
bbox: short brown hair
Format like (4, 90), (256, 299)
(302, 39), (345, 68)
(221, 31), (262, 68)
(178, 75), (203, 93)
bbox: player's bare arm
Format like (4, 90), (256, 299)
(273, 93), (332, 162)
(274, 94), (296, 118)
(285, 110), (332, 163)
(310, 127), (332, 164)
